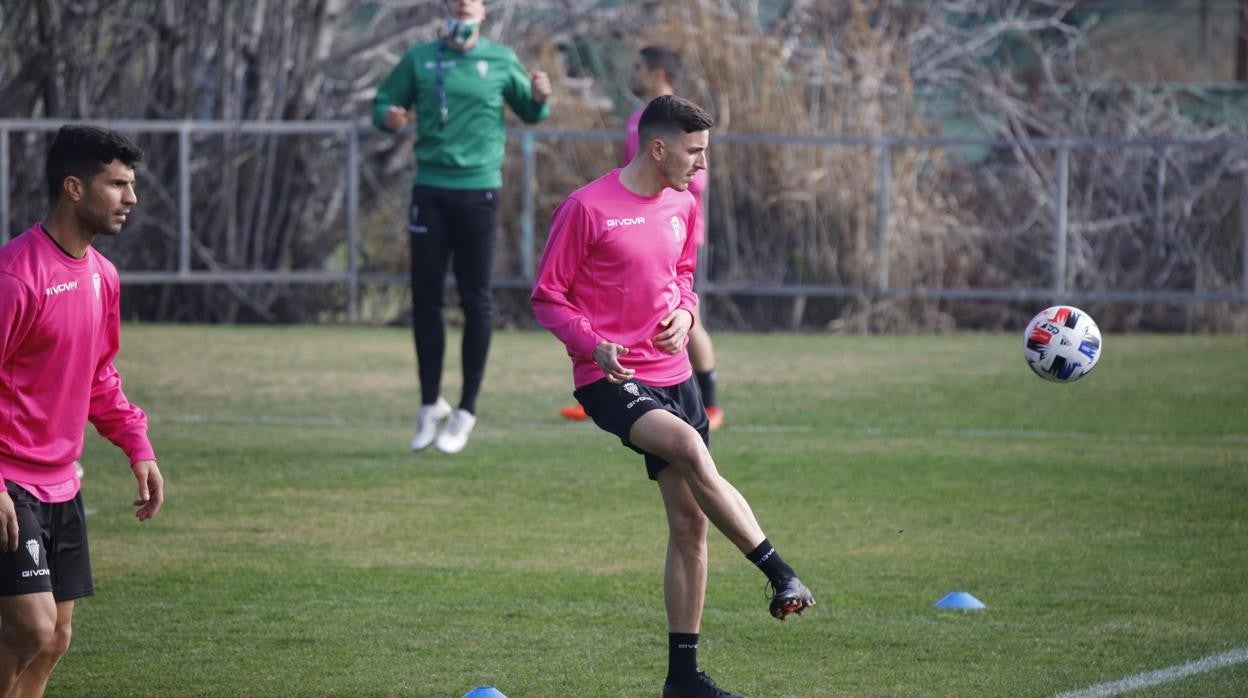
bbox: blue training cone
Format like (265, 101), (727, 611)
(461, 687), (508, 698)
(934, 591), (986, 610)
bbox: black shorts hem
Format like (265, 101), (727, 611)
(574, 376), (710, 480)
(53, 586), (95, 603)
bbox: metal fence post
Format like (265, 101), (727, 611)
(178, 122), (192, 276)
(1, 127), (9, 245)
(1242, 171), (1248, 298)
(1054, 145), (1069, 300)
(521, 130), (536, 282)
(874, 141), (891, 292)
(346, 126), (360, 322)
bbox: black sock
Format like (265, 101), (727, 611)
(746, 538), (796, 583)
(667, 633), (699, 683)
(695, 369), (717, 408)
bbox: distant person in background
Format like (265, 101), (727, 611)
(533, 95), (814, 698)
(373, 0), (552, 454)
(0, 125), (165, 697)
(560, 45), (725, 430)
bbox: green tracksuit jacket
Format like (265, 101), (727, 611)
(372, 38), (550, 190)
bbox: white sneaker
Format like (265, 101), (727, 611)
(435, 409), (476, 454)
(410, 397), (453, 451)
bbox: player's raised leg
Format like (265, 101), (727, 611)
(629, 409), (815, 620)
(633, 409), (759, 549)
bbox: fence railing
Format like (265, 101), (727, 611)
(3, 119), (1246, 323)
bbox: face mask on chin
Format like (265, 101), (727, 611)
(444, 17), (480, 45)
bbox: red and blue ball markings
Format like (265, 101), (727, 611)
(1028, 306), (1099, 380)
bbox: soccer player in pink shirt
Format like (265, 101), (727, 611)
(532, 96), (814, 698)
(561, 45), (727, 430)
(0, 125), (165, 696)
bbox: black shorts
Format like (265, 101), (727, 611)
(0, 482), (94, 602)
(574, 376), (709, 480)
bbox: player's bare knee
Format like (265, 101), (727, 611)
(2, 617), (56, 665)
(681, 450), (722, 491)
(44, 622), (72, 660)
(666, 432), (711, 474)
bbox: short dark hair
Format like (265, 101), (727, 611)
(639, 45), (682, 85)
(637, 94), (714, 148)
(46, 125), (143, 204)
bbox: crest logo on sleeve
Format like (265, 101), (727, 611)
(670, 216), (686, 244)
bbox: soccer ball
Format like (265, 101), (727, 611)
(1022, 306), (1102, 383)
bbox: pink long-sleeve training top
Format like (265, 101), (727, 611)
(0, 224), (155, 502)
(532, 169), (701, 389)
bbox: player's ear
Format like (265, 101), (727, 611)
(648, 137), (665, 163)
(63, 175), (85, 203)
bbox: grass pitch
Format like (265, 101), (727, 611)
(59, 325), (1248, 696)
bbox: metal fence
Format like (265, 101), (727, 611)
(3, 119), (1246, 322)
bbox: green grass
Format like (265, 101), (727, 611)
(56, 326), (1248, 696)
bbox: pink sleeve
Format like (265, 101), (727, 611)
(676, 201), (700, 318)
(0, 274), (37, 489)
(88, 272), (155, 465)
(0, 274), (36, 372)
(531, 198), (604, 359)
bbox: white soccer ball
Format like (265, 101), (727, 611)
(1022, 305), (1102, 383)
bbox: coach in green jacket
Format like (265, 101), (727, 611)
(373, 0), (551, 455)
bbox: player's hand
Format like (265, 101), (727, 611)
(383, 106), (409, 131)
(0, 492), (17, 552)
(531, 70), (552, 104)
(594, 341), (635, 384)
(653, 308), (693, 355)
(131, 460), (165, 521)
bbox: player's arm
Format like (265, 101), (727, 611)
(654, 202), (701, 354)
(675, 200), (701, 315)
(531, 198), (605, 358)
(0, 275), (36, 550)
(0, 274), (36, 389)
(502, 50), (550, 124)
(86, 273), (163, 520)
(373, 50), (418, 132)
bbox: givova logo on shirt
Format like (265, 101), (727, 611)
(607, 217), (645, 228)
(45, 281), (78, 296)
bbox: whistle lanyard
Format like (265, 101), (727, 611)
(434, 40), (449, 128)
